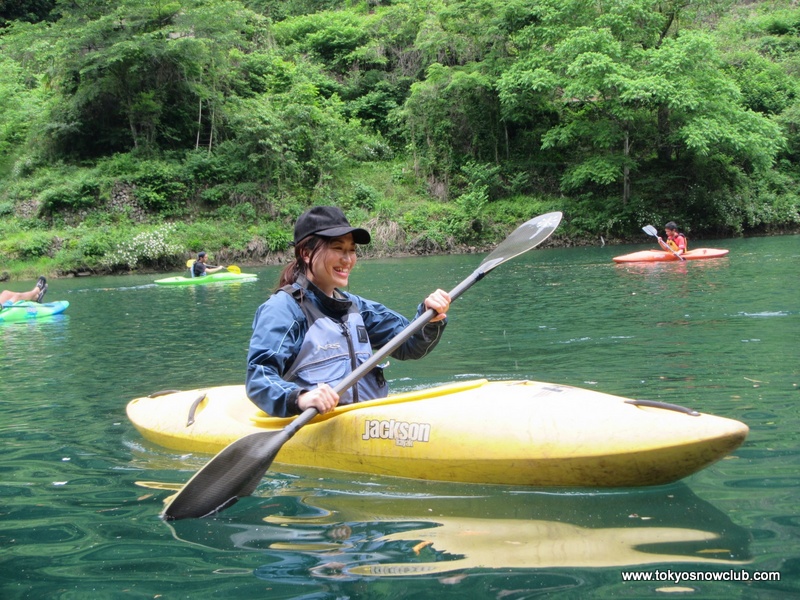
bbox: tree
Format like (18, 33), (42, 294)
(0, 0), (56, 26)
(497, 0), (783, 207)
(12, 0), (271, 158)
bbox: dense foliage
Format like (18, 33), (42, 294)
(0, 0), (798, 278)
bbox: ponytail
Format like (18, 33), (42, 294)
(276, 236), (326, 290)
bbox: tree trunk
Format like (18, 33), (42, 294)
(208, 105), (215, 153)
(195, 100), (202, 151)
(623, 130), (630, 206)
(657, 103), (671, 162)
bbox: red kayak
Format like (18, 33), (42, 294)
(613, 248), (729, 263)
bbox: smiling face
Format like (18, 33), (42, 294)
(304, 233), (357, 296)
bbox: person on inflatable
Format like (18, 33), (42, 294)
(246, 205), (451, 417)
(658, 222), (687, 256)
(0, 276), (47, 305)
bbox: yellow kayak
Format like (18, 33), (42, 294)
(126, 379), (748, 487)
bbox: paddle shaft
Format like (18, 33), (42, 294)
(643, 225), (684, 261)
(278, 210), (570, 439)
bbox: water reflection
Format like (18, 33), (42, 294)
(157, 481), (750, 581)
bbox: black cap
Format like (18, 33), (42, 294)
(294, 206), (371, 245)
(198, 251), (207, 258)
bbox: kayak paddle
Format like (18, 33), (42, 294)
(185, 259), (240, 273)
(161, 211), (563, 520)
(642, 225), (684, 261)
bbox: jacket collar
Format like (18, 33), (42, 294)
(296, 273), (352, 315)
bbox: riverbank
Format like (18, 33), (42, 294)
(3, 227), (798, 284)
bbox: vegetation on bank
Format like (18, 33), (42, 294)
(1, 0), (799, 281)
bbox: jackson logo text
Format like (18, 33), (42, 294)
(362, 419), (431, 447)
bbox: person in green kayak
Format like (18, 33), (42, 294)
(191, 252), (225, 277)
(246, 205), (451, 417)
(657, 221), (687, 256)
(0, 276), (47, 305)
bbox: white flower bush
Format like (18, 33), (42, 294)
(101, 224), (182, 269)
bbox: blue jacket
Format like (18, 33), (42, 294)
(246, 278), (447, 417)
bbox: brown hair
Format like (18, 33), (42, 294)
(276, 235), (327, 290)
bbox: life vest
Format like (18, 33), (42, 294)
(280, 285), (387, 405)
(667, 234), (687, 252)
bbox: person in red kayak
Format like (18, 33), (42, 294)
(0, 276), (47, 305)
(658, 222), (687, 256)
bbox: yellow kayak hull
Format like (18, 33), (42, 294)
(126, 379), (748, 487)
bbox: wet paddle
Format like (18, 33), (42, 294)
(642, 225), (684, 261)
(161, 211), (563, 520)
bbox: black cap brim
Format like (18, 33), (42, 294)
(316, 226), (371, 244)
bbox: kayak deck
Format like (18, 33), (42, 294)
(127, 379), (748, 487)
(613, 248), (729, 263)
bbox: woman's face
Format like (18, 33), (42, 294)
(305, 233), (357, 296)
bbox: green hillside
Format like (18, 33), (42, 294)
(1, 0), (798, 279)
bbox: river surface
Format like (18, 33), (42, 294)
(1, 235), (798, 599)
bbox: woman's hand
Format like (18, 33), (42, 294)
(424, 288), (451, 323)
(298, 383), (340, 414)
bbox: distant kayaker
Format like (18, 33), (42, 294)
(657, 222), (687, 256)
(0, 276), (47, 305)
(192, 252), (225, 277)
(246, 205), (451, 417)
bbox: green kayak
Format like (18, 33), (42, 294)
(154, 271), (257, 286)
(0, 301), (70, 323)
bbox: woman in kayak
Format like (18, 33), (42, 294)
(0, 276), (47, 305)
(246, 206), (451, 417)
(658, 222), (687, 256)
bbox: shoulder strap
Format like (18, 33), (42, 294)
(279, 284), (302, 300)
(279, 284), (320, 326)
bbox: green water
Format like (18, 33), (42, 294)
(1, 235), (798, 599)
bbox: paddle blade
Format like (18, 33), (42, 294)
(642, 225), (658, 237)
(162, 430), (285, 520)
(479, 212), (562, 273)
(186, 259), (196, 268)
(226, 265), (241, 274)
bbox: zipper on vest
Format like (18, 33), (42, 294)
(339, 321), (360, 403)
